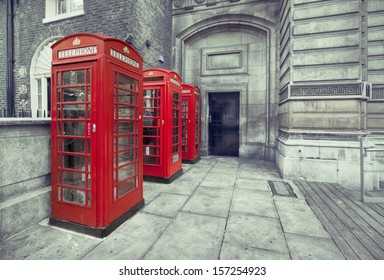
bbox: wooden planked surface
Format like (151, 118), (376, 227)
(294, 180), (384, 260)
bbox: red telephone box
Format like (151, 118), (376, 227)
(50, 33), (144, 237)
(143, 68), (183, 183)
(181, 84), (201, 163)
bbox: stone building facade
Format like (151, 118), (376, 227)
(172, 0), (384, 187)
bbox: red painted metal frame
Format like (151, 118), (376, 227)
(50, 33), (143, 233)
(143, 68), (183, 182)
(181, 84), (201, 163)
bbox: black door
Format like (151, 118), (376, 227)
(208, 92), (239, 156)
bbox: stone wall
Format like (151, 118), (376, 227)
(0, 119), (51, 241)
(276, 0), (372, 188)
(367, 0), (384, 132)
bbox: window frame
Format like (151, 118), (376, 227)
(43, 0), (84, 24)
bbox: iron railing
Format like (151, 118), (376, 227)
(0, 108), (49, 118)
(360, 132), (384, 203)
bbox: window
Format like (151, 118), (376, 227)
(43, 0), (84, 23)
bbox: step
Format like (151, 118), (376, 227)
(0, 187), (51, 242)
(0, 175), (51, 203)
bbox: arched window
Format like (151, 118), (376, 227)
(30, 36), (62, 118)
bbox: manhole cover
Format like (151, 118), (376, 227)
(268, 181), (297, 198)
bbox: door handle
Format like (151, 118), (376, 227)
(209, 115), (212, 123)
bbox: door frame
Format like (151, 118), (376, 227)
(208, 91), (240, 157)
(202, 84), (247, 157)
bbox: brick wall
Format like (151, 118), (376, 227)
(6, 0), (172, 114)
(0, 1), (7, 113)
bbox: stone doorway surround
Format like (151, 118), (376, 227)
(173, 12), (279, 160)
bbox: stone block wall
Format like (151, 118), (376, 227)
(276, 0), (374, 188)
(0, 119), (51, 241)
(367, 0), (384, 132)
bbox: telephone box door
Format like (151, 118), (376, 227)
(51, 62), (97, 226)
(194, 92), (201, 158)
(107, 63), (143, 223)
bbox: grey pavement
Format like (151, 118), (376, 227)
(0, 156), (346, 260)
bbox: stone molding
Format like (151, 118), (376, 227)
(279, 82), (371, 104)
(372, 86), (384, 100)
(173, 0), (240, 9)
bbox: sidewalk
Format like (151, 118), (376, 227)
(0, 156), (345, 260)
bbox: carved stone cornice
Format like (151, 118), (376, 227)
(372, 86), (384, 100)
(278, 82), (372, 104)
(173, 0), (240, 9)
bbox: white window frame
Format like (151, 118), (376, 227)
(43, 0), (84, 24)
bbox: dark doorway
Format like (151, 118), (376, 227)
(208, 92), (239, 156)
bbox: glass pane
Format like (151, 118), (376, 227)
(144, 156), (157, 165)
(115, 105), (135, 119)
(62, 137), (85, 154)
(62, 171), (86, 187)
(143, 146), (158, 155)
(143, 118), (156, 126)
(115, 121), (135, 134)
(62, 103), (85, 119)
(116, 150), (135, 165)
(118, 178), (135, 197)
(118, 90), (135, 104)
(143, 137), (159, 145)
(62, 121), (85, 136)
(62, 188), (85, 205)
(143, 128), (157, 136)
(118, 74), (134, 90)
(62, 87), (85, 102)
(144, 108), (158, 117)
(173, 145), (179, 153)
(63, 70), (85, 85)
(117, 135), (135, 150)
(118, 164), (135, 181)
(62, 154), (85, 170)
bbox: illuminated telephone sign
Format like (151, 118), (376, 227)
(50, 33), (144, 237)
(143, 68), (183, 183)
(181, 84), (201, 163)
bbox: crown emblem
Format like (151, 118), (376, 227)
(123, 46), (130, 54)
(72, 37), (81, 46)
(147, 71), (154, 76)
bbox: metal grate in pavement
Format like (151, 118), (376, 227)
(268, 180), (297, 198)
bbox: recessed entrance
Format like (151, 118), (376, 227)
(208, 92), (239, 156)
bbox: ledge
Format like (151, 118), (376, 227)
(0, 118), (51, 126)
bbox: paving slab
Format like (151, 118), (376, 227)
(275, 200), (330, 238)
(231, 188), (277, 218)
(163, 180), (200, 196)
(200, 173), (236, 189)
(180, 170), (209, 180)
(235, 178), (271, 192)
(220, 242), (290, 260)
(142, 193), (189, 218)
(182, 187), (233, 218)
(115, 212), (172, 240)
(144, 212), (226, 260)
(84, 212), (171, 259)
(0, 222), (101, 260)
(210, 165), (238, 175)
(285, 233), (346, 260)
(238, 169), (281, 180)
(223, 213), (288, 254)
(143, 182), (169, 204)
